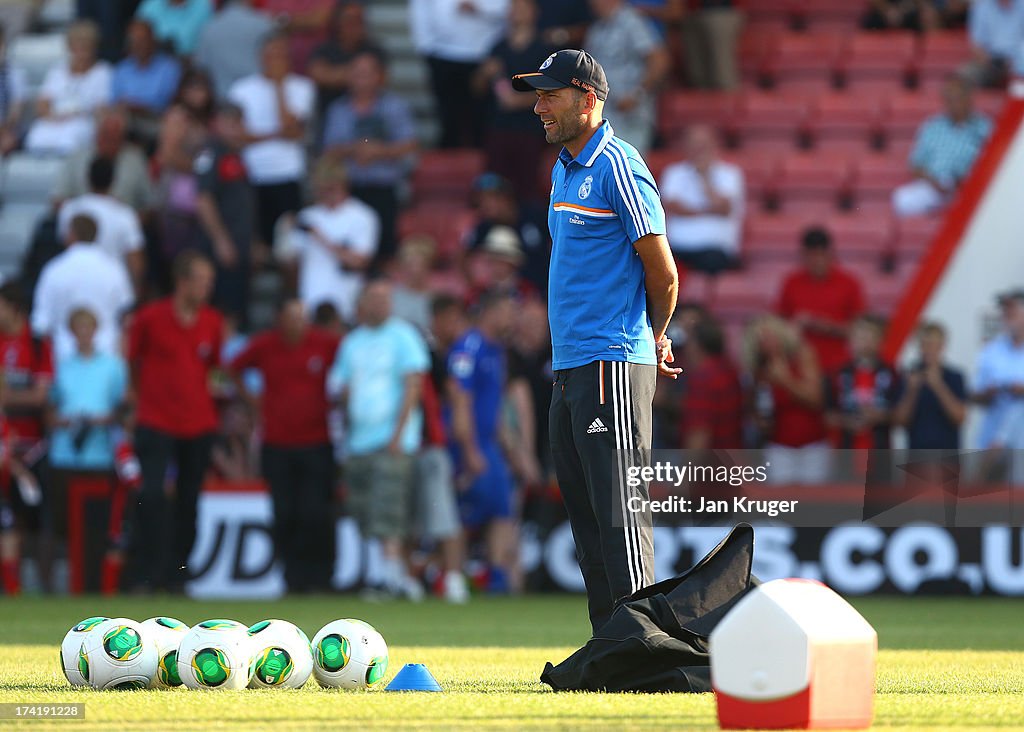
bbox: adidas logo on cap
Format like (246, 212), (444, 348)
(587, 418), (609, 434)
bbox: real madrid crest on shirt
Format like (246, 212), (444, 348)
(451, 351), (474, 380)
(578, 175), (593, 200)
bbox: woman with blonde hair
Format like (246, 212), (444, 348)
(743, 314), (830, 484)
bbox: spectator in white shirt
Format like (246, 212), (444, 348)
(57, 157), (146, 293)
(277, 159), (379, 325)
(227, 31), (315, 246)
(31, 214), (134, 361)
(410, 0), (509, 148)
(24, 20), (112, 156)
(660, 124), (745, 275)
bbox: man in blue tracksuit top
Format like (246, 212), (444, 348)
(512, 50), (680, 632)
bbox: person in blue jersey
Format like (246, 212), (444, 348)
(447, 289), (519, 594)
(512, 49), (680, 632)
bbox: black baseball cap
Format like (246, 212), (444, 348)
(511, 49), (609, 101)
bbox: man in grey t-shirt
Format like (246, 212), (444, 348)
(584, 0), (669, 154)
(194, 0), (274, 97)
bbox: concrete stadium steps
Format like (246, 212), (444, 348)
(38, 0), (75, 30)
(2, 153), (64, 202)
(0, 202), (48, 279)
(9, 32), (66, 91)
(365, 0), (438, 144)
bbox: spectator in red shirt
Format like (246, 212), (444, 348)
(127, 250), (222, 593)
(777, 227), (865, 376)
(0, 283), (54, 452)
(227, 297), (340, 593)
(680, 316), (743, 449)
(0, 282), (52, 594)
(743, 314), (830, 484)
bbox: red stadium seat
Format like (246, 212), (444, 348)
(837, 32), (916, 88)
(733, 91), (815, 149)
(645, 150), (684, 187)
(732, 152), (781, 209)
(678, 270), (715, 303)
(914, 31), (972, 86)
(857, 268), (907, 312)
(879, 136), (914, 163)
(775, 153), (854, 211)
(846, 198), (894, 218)
(802, 16), (862, 34)
(410, 149), (485, 205)
(822, 214), (896, 264)
(883, 91), (940, 145)
(743, 212), (808, 262)
(739, 28), (779, 84)
(710, 268), (786, 317)
(745, 0), (800, 28)
(808, 92), (886, 152)
(895, 215), (942, 261)
(772, 75), (836, 95)
(763, 32), (845, 90)
(657, 91), (742, 145)
(795, 0), (864, 24)
(397, 205), (477, 262)
(851, 153), (911, 205)
(842, 77), (912, 98)
(744, 210), (893, 267)
(775, 198), (846, 219)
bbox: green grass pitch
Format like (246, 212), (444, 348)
(1, 594), (1023, 729)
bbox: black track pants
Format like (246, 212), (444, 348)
(550, 360), (657, 633)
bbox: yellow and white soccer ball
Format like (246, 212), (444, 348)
(78, 617), (159, 690)
(311, 618), (388, 690)
(247, 619), (314, 689)
(60, 616), (109, 687)
(140, 617), (189, 688)
(176, 619), (253, 691)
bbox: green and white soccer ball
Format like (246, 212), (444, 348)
(140, 617), (188, 688)
(311, 618), (389, 690)
(78, 618), (159, 690)
(176, 619), (253, 691)
(247, 619), (314, 689)
(60, 616), (109, 686)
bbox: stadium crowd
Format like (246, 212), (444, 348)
(0, 0), (1021, 600)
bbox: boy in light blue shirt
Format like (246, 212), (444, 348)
(49, 308), (129, 471)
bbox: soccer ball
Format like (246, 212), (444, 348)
(60, 616), (109, 686)
(176, 619), (253, 691)
(78, 618), (159, 690)
(311, 618), (389, 689)
(140, 617), (189, 688)
(247, 619), (314, 689)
